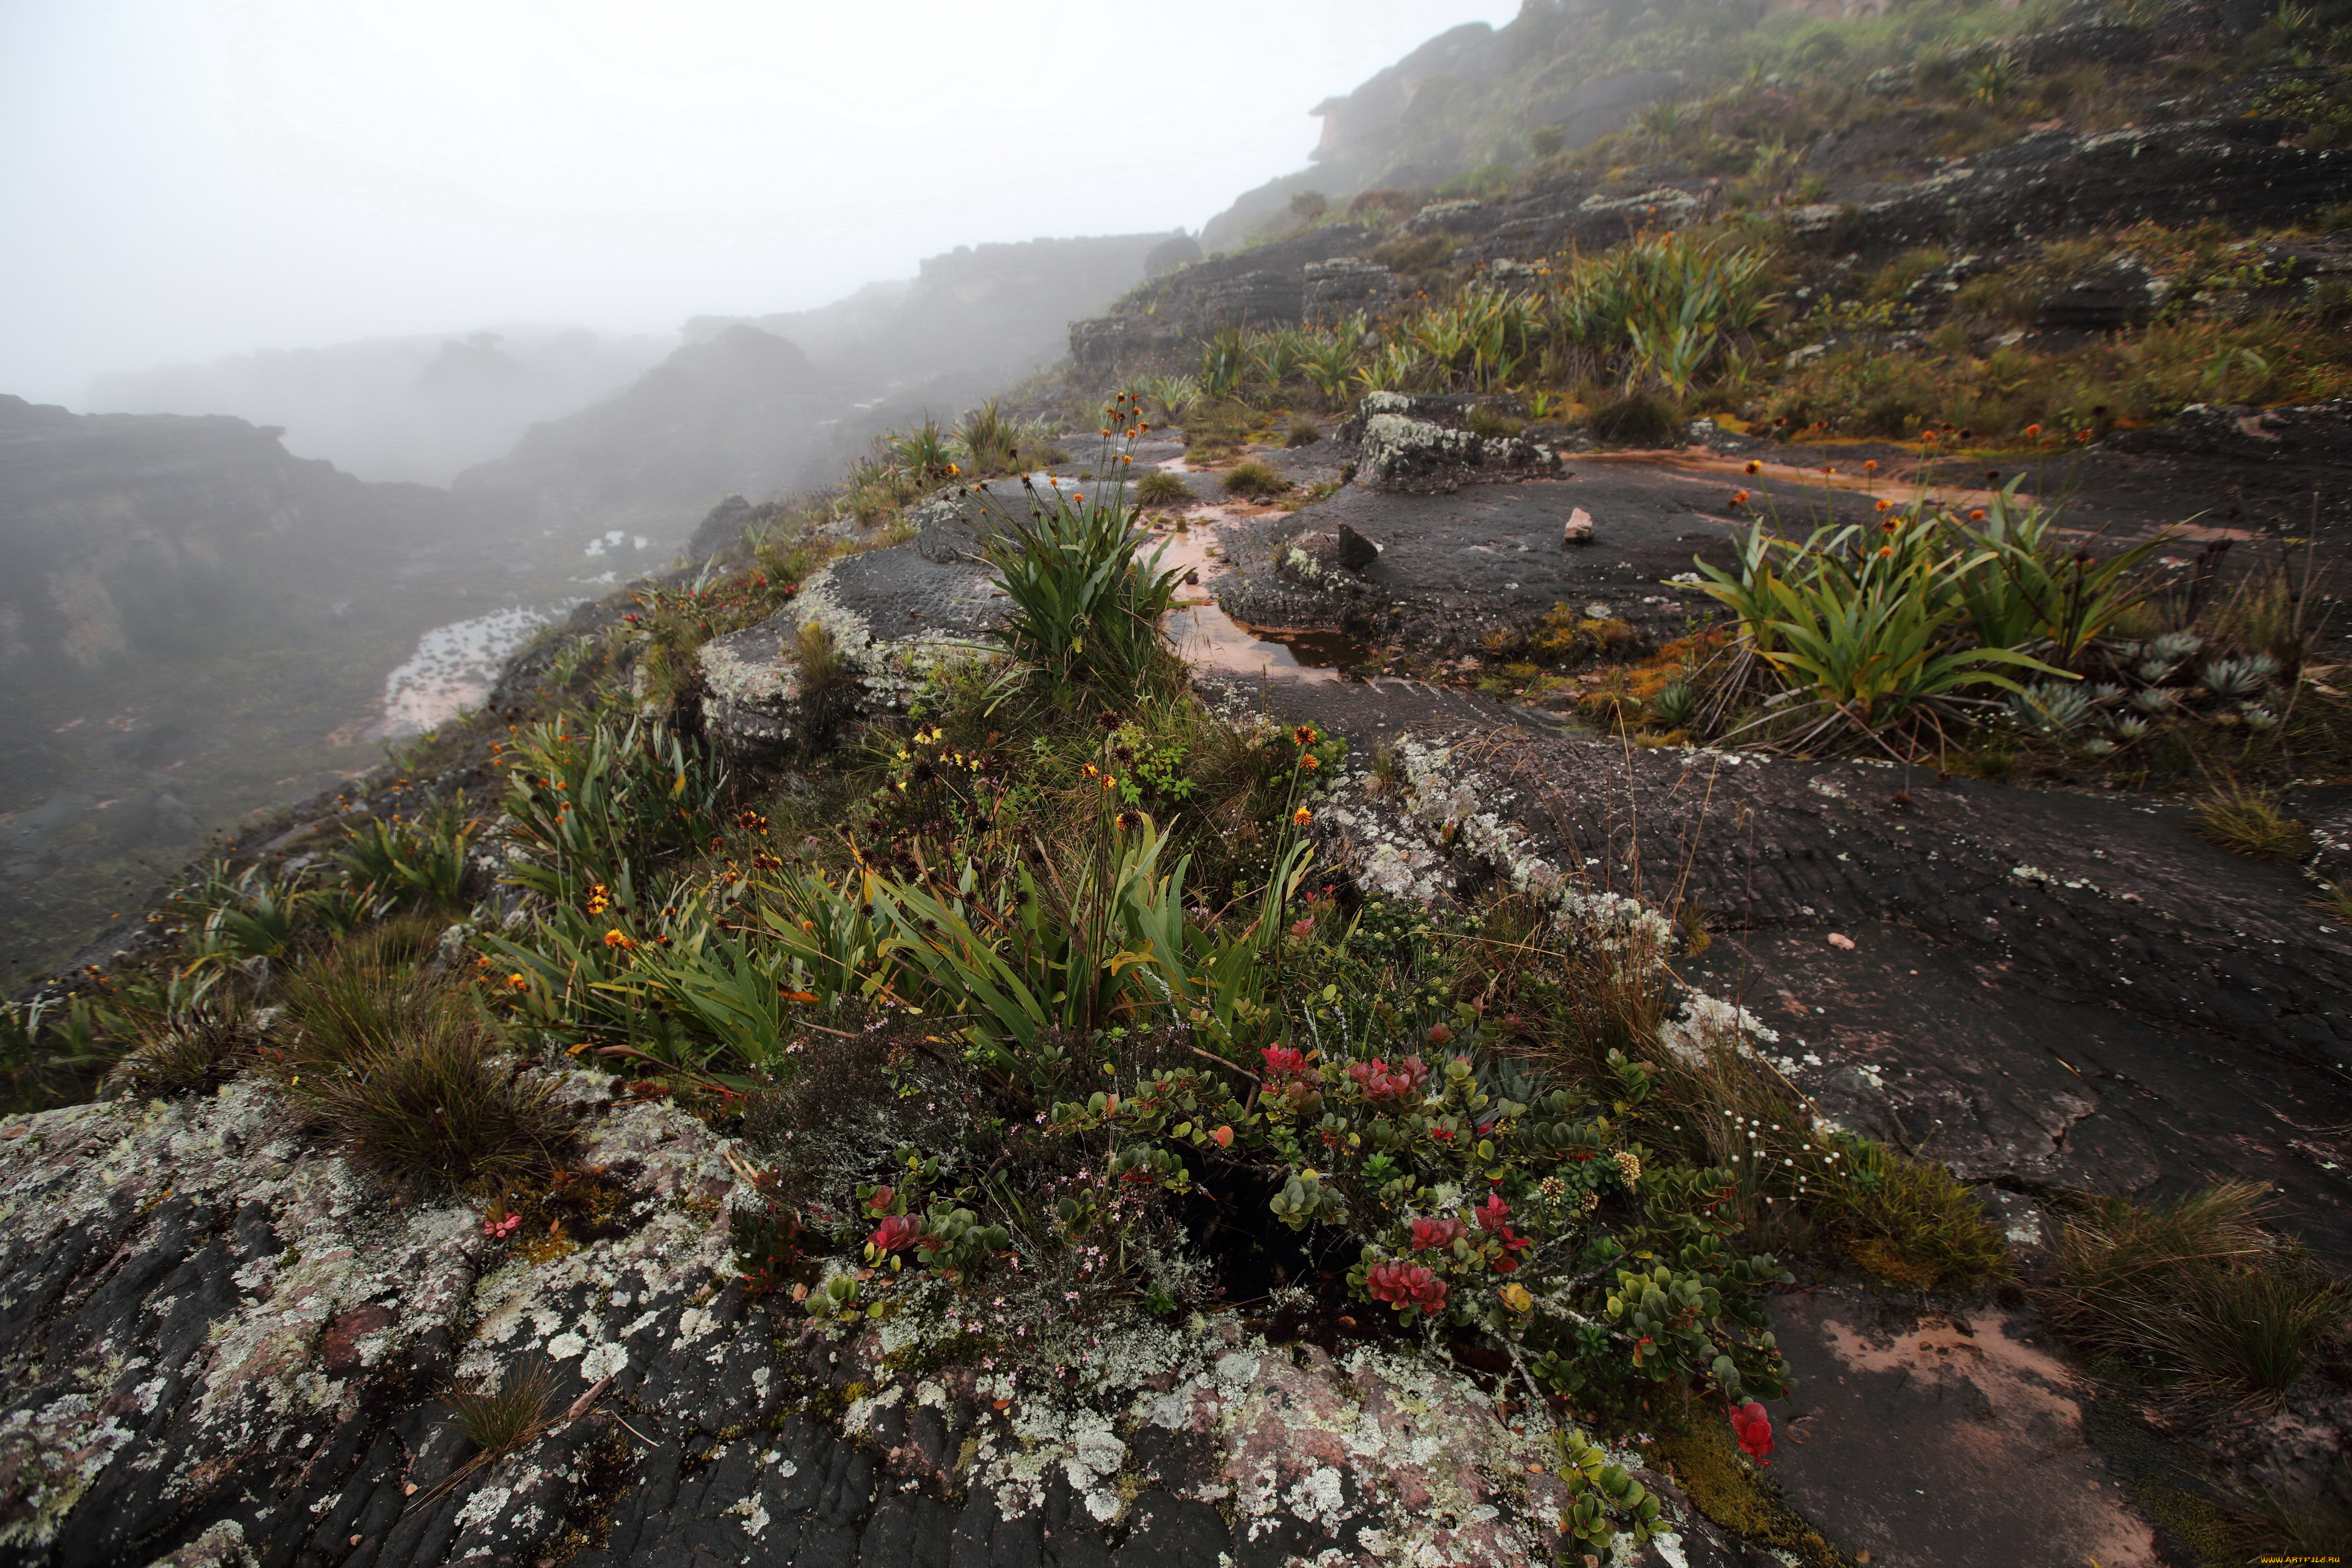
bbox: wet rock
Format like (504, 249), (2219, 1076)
(697, 616), (809, 754)
(1768, 1293), (2161, 1568)
(2105, 397), (2352, 463)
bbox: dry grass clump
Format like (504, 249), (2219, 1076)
(281, 1018), (566, 1195)
(1221, 460), (1291, 501)
(1585, 386), (1686, 446)
(2189, 779), (2311, 859)
(445, 1356), (559, 1458)
(103, 1002), (262, 1100)
(270, 947), (566, 1194)
(1134, 469), (1193, 509)
(1284, 418), (1322, 448)
(2049, 1182), (2345, 1396)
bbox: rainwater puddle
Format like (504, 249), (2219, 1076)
(1148, 509), (1362, 684)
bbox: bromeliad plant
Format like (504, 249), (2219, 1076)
(969, 395), (1183, 702)
(1694, 511), (2066, 755)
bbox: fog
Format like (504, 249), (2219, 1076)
(0, 0), (1515, 414)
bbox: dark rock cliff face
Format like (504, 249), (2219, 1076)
(0, 397), (528, 990)
(1082, 116), (2352, 378)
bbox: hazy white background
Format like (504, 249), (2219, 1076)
(0, 0), (1515, 406)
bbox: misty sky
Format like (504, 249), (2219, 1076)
(0, 1), (1516, 406)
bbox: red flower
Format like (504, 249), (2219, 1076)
(869, 1215), (923, 1253)
(1729, 1402), (1774, 1464)
(1410, 1216), (1466, 1251)
(1366, 1261), (1449, 1314)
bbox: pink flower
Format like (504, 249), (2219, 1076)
(869, 1215), (923, 1253)
(1366, 1261), (1449, 1314)
(1410, 1216), (1466, 1252)
(482, 1213), (521, 1241)
(1729, 1402), (1774, 1464)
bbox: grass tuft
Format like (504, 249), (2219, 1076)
(2049, 1182), (2345, 1396)
(446, 1356), (559, 1457)
(277, 1014), (565, 1195)
(1221, 460), (1291, 501)
(103, 1003), (261, 1100)
(2189, 779), (2311, 859)
(1585, 386), (1686, 446)
(1284, 418), (1322, 448)
(1134, 469), (1192, 509)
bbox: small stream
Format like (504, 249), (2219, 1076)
(1145, 503), (1357, 684)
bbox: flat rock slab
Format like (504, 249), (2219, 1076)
(1212, 444), (2287, 658)
(1765, 1292), (2159, 1568)
(1688, 922), (2352, 1261)
(1214, 465), (1870, 653)
(1250, 677), (2352, 1266)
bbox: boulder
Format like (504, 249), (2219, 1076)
(1336, 394), (1561, 494)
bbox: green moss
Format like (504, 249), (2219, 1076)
(1648, 1419), (1850, 1567)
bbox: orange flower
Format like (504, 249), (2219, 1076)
(1293, 724), (1319, 746)
(946, 462), (961, 476)
(2025, 423), (2043, 438)
(1299, 754), (1320, 771)
(1878, 545), (1893, 557)
(508, 972), (530, 990)
(1101, 774), (1118, 792)
(1082, 762), (1100, 777)
(1863, 459), (1878, 474)
(1732, 489), (1751, 506)
(1745, 459), (1762, 475)
(1921, 428), (1940, 443)
(1874, 499), (1892, 511)
(779, 988), (819, 1004)
(1969, 508), (1987, 522)
(603, 929), (636, 950)
(1293, 806), (1313, 827)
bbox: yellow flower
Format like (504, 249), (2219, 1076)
(508, 973), (530, 990)
(1293, 806), (1313, 827)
